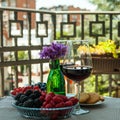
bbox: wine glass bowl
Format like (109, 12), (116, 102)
(59, 40), (93, 115)
(61, 40), (92, 82)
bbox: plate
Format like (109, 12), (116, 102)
(80, 101), (104, 106)
(66, 93), (76, 98)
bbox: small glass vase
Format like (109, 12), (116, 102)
(46, 59), (66, 95)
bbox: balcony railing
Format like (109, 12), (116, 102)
(0, 7), (120, 97)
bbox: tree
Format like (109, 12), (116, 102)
(89, 0), (120, 42)
(89, 0), (120, 11)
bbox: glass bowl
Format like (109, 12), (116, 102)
(12, 103), (77, 120)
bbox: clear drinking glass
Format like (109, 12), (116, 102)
(58, 40), (93, 115)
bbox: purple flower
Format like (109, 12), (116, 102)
(39, 41), (67, 60)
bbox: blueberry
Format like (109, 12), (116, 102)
(41, 83), (46, 90)
(37, 82), (42, 86)
(37, 82), (46, 90)
(42, 83), (46, 87)
(40, 86), (46, 91)
(36, 83), (42, 88)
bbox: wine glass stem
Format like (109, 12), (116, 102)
(72, 82), (89, 115)
(76, 82), (80, 100)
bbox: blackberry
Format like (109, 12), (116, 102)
(33, 90), (41, 98)
(15, 101), (20, 106)
(20, 95), (28, 103)
(23, 99), (34, 107)
(25, 89), (33, 96)
(29, 93), (36, 99)
(18, 102), (23, 106)
(14, 93), (23, 101)
(34, 98), (43, 108)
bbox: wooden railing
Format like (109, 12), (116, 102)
(0, 7), (120, 96)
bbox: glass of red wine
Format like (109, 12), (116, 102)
(60, 40), (93, 115)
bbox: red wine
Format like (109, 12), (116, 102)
(61, 65), (92, 82)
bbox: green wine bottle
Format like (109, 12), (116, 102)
(46, 59), (66, 95)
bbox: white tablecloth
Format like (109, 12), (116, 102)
(0, 96), (120, 120)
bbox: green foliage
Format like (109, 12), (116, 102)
(17, 51), (28, 74)
(84, 75), (95, 92)
(18, 51), (28, 60)
(56, 31), (71, 40)
(84, 75), (113, 96)
(89, 0), (120, 41)
(89, 0), (120, 11)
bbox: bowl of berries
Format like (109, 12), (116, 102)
(11, 84), (78, 120)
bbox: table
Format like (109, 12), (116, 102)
(0, 96), (120, 120)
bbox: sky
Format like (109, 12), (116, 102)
(36, 0), (96, 11)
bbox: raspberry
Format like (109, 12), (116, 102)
(65, 101), (73, 107)
(48, 92), (55, 97)
(11, 91), (16, 96)
(53, 96), (63, 104)
(26, 85), (32, 90)
(55, 102), (65, 108)
(12, 88), (21, 95)
(22, 87), (28, 93)
(39, 96), (45, 103)
(42, 101), (48, 107)
(51, 112), (59, 120)
(50, 100), (56, 107)
(33, 85), (40, 90)
(45, 94), (52, 102)
(56, 95), (68, 102)
(69, 97), (79, 105)
(45, 103), (53, 108)
(62, 96), (68, 102)
(41, 91), (47, 97)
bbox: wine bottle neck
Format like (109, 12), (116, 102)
(49, 59), (60, 69)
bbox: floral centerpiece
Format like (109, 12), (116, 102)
(39, 41), (67, 95)
(39, 41), (67, 60)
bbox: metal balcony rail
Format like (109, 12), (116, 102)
(0, 7), (120, 96)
